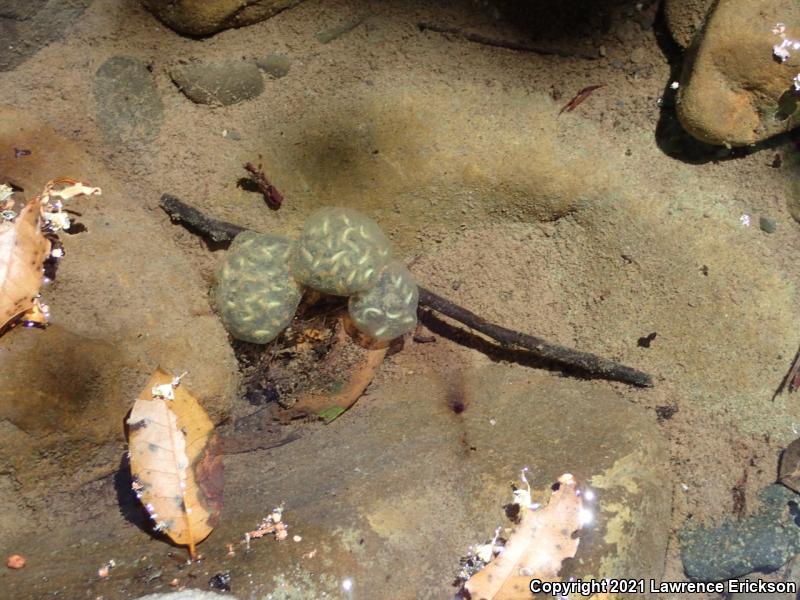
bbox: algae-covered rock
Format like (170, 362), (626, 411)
(680, 484), (800, 581)
(290, 207), (391, 296)
(214, 232), (303, 344)
(348, 260), (418, 341)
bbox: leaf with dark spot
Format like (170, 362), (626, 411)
(127, 368), (223, 559)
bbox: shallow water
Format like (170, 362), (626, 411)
(3, 1), (800, 599)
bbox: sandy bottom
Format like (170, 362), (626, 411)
(3, 0), (800, 599)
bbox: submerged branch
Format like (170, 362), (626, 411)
(159, 193), (654, 388)
(418, 287), (652, 387)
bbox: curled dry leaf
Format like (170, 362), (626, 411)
(127, 368), (223, 559)
(465, 473), (583, 600)
(0, 194), (50, 331)
(292, 345), (388, 420)
(0, 178), (101, 334)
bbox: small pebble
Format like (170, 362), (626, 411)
(630, 47), (646, 64)
(209, 571), (231, 592)
(759, 216), (777, 233)
(6, 554), (25, 569)
(256, 53), (291, 78)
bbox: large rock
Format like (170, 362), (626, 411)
(676, 0), (800, 146)
(215, 366), (672, 599)
(0, 106), (238, 541)
(664, 0), (715, 48)
(681, 484), (800, 581)
(0, 0), (91, 72)
(140, 0), (305, 37)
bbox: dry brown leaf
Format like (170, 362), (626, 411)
(127, 368), (223, 559)
(44, 179), (101, 201)
(465, 473), (583, 600)
(0, 178), (101, 334)
(0, 194), (51, 331)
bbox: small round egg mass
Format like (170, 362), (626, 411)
(289, 207), (391, 296)
(348, 260), (419, 341)
(214, 232), (303, 344)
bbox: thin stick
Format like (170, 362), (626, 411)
(159, 194), (654, 387)
(773, 343), (800, 400)
(417, 22), (599, 60)
(418, 287), (652, 387)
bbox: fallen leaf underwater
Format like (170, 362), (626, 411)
(127, 368), (224, 559)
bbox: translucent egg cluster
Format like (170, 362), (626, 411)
(214, 207), (418, 344)
(349, 261), (418, 341)
(290, 207), (391, 296)
(214, 232), (303, 344)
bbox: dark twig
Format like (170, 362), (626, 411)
(417, 22), (599, 60)
(159, 194), (245, 242)
(559, 84), (605, 115)
(773, 343), (800, 400)
(243, 162), (284, 210)
(418, 287), (652, 387)
(159, 194), (654, 388)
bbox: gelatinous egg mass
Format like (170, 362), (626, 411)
(289, 207), (391, 296)
(214, 232), (303, 344)
(349, 260), (418, 341)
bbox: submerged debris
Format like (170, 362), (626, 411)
(244, 506), (289, 549)
(6, 554), (25, 569)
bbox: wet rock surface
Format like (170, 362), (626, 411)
(677, 0), (800, 146)
(140, 0), (305, 37)
(1, 365), (671, 599)
(0, 106), (238, 547)
(0, 0), (91, 72)
(664, 0), (715, 48)
(94, 56), (164, 146)
(680, 484), (800, 581)
(214, 366), (672, 599)
(4, 1), (800, 597)
(170, 60), (264, 106)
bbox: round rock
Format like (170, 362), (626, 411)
(94, 56), (164, 146)
(170, 60), (264, 106)
(680, 484), (800, 581)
